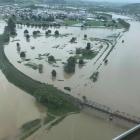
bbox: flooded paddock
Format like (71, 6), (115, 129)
(1, 16), (140, 140)
(4, 24), (123, 101)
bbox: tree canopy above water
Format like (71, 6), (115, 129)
(7, 17), (16, 35)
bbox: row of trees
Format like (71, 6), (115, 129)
(23, 29), (60, 37)
(33, 30), (40, 36)
(19, 14), (55, 23)
(17, 21), (61, 28)
(5, 16), (16, 36)
(46, 30), (59, 36)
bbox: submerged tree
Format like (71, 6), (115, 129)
(70, 37), (77, 43)
(17, 42), (20, 47)
(45, 31), (49, 36)
(16, 43), (21, 52)
(76, 48), (82, 54)
(2, 27), (10, 42)
(64, 56), (76, 73)
(26, 34), (30, 40)
(48, 55), (55, 62)
(79, 59), (84, 65)
(90, 71), (99, 82)
(48, 30), (51, 34)
(52, 69), (57, 77)
(20, 52), (26, 58)
(84, 34), (87, 39)
(82, 96), (87, 103)
(24, 29), (29, 34)
(33, 30), (40, 36)
(104, 59), (108, 65)
(38, 64), (43, 73)
(33, 31), (37, 36)
(54, 30), (59, 36)
(7, 17), (16, 35)
(86, 42), (91, 50)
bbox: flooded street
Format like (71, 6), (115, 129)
(0, 70), (46, 139)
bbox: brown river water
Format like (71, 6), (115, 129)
(0, 71), (46, 140)
(1, 15), (140, 139)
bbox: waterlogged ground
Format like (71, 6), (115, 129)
(4, 25), (123, 100)
(5, 21), (140, 118)
(2, 14), (140, 140)
(0, 11), (140, 140)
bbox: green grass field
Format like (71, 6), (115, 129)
(63, 19), (80, 26)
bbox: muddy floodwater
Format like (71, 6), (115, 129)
(4, 21), (140, 116)
(0, 20), (127, 140)
(0, 71), (46, 140)
(27, 110), (126, 140)
(4, 25), (123, 101)
(2, 15), (140, 139)
(86, 21), (140, 116)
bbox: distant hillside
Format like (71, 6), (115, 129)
(15, 0), (40, 4)
(123, 3), (140, 13)
(0, 0), (40, 4)
(0, 0), (66, 5)
(0, 0), (14, 3)
(45, 0), (66, 4)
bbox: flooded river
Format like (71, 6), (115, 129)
(4, 24), (122, 101)
(88, 21), (140, 116)
(0, 71), (46, 139)
(1, 16), (140, 139)
(4, 20), (140, 116)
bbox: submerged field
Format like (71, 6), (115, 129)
(2, 16), (140, 140)
(4, 25), (123, 101)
